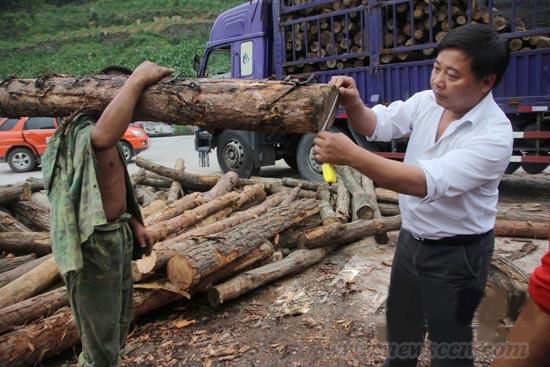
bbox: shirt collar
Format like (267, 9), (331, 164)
(430, 90), (494, 126)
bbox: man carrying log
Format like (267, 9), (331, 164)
(314, 24), (512, 366)
(42, 61), (173, 367)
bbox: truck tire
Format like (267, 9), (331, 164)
(7, 147), (37, 173)
(296, 133), (323, 182)
(216, 130), (260, 178)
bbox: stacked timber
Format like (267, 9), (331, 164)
(280, 0), (550, 74)
(0, 161), (547, 367)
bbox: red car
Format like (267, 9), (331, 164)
(0, 117), (149, 172)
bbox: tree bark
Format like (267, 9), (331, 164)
(0, 183), (32, 205)
(0, 231), (51, 256)
(167, 158), (185, 204)
(141, 199), (167, 219)
(338, 166), (373, 220)
(0, 286), (67, 335)
(0, 255), (53, 288)
(0, 76), (338, 135)
(318, 187), (338, 225)
(304, 215), (402, 249)
(9, 201), (50, 232)
(30, 192), (50, 212)
(136, 156), (220, 192)
(0, 288), (181, 367)
(148, 191), (243, 243)
(375, 188), (399, 203)
(494, 220), (548, 239)
(361, 175), (389, 244)
(0, 255), (59, 309)
(335, 175), (350, 223)
(208, 247), (331, 307)
(0, 209), (32, 232)
(145, 171), (239, 226)
(166, 199), (320, 292)
(0, 254), (36, 274)
(132, 186), (276, 282)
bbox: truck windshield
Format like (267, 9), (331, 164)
(205, 46), (231, 79)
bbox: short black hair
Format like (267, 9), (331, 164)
(438, 23), (509, 86)
(100, 65), (133, 75)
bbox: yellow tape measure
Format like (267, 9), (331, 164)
(322, 163), (337, 184)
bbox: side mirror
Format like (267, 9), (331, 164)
(193, 54), (201, 73)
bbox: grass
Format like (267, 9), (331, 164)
(0, 0), (245, 79)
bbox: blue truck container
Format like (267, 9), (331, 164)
(194, 0), (550, 180)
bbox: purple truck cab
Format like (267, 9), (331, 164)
(195, 0), (550, 181)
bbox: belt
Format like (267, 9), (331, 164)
(407, 229), (493, 246)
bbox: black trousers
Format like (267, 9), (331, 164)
(383, 228), (494, 367)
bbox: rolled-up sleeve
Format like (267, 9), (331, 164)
(368, 91), (426, 142)
(417, 127), (512, 203)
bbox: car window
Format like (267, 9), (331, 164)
(0, 118), (18, 131)
(24, 117), (56, 130)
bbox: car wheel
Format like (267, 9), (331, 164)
(7, 147), (37, 173)
(216, 130), (260, 178)
(120, 141), (133, 163)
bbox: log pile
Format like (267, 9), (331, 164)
(280, 0), (550, 74)
(0, 160), (547, 366)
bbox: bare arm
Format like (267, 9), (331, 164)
(313, 131), (427, 197)
(91, 61), (173, 151)
(329, 76), (377, 137)
(491, 298), (550, 367)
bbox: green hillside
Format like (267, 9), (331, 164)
(0, 0), (245, 79)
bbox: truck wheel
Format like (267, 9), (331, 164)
(296, 133), (323, 182)
(7, 147), (37, 173)
(216, 130), (260, 178)
(120, 141), (133, 163)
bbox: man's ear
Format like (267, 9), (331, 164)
(482, 74), (496, 93)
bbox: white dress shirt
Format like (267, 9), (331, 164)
(368, 90), (513, 239)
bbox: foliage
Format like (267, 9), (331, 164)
(0, 0), (245, 79)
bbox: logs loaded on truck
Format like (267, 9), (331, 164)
(0, 160), (547, 366)
(193, 0), (549, 180)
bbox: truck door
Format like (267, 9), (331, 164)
(22, 117), (57, 156)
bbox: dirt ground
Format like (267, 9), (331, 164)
(48, 172), (549, 367)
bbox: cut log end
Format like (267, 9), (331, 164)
(166, 255), (196, 290)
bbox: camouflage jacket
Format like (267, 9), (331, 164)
(42, 114), (142, 275)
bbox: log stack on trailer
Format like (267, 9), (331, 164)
(279, 0), (550, 73)
(0, 158), (548, 366)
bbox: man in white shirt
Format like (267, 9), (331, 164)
(314, 24), (512, 367)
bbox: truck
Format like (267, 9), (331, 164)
(194, 0), (550, 181)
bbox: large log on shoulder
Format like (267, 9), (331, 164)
(0, 288), (181, 367)
(0, 76), (339, 134)
(166, 199), (320, 292)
